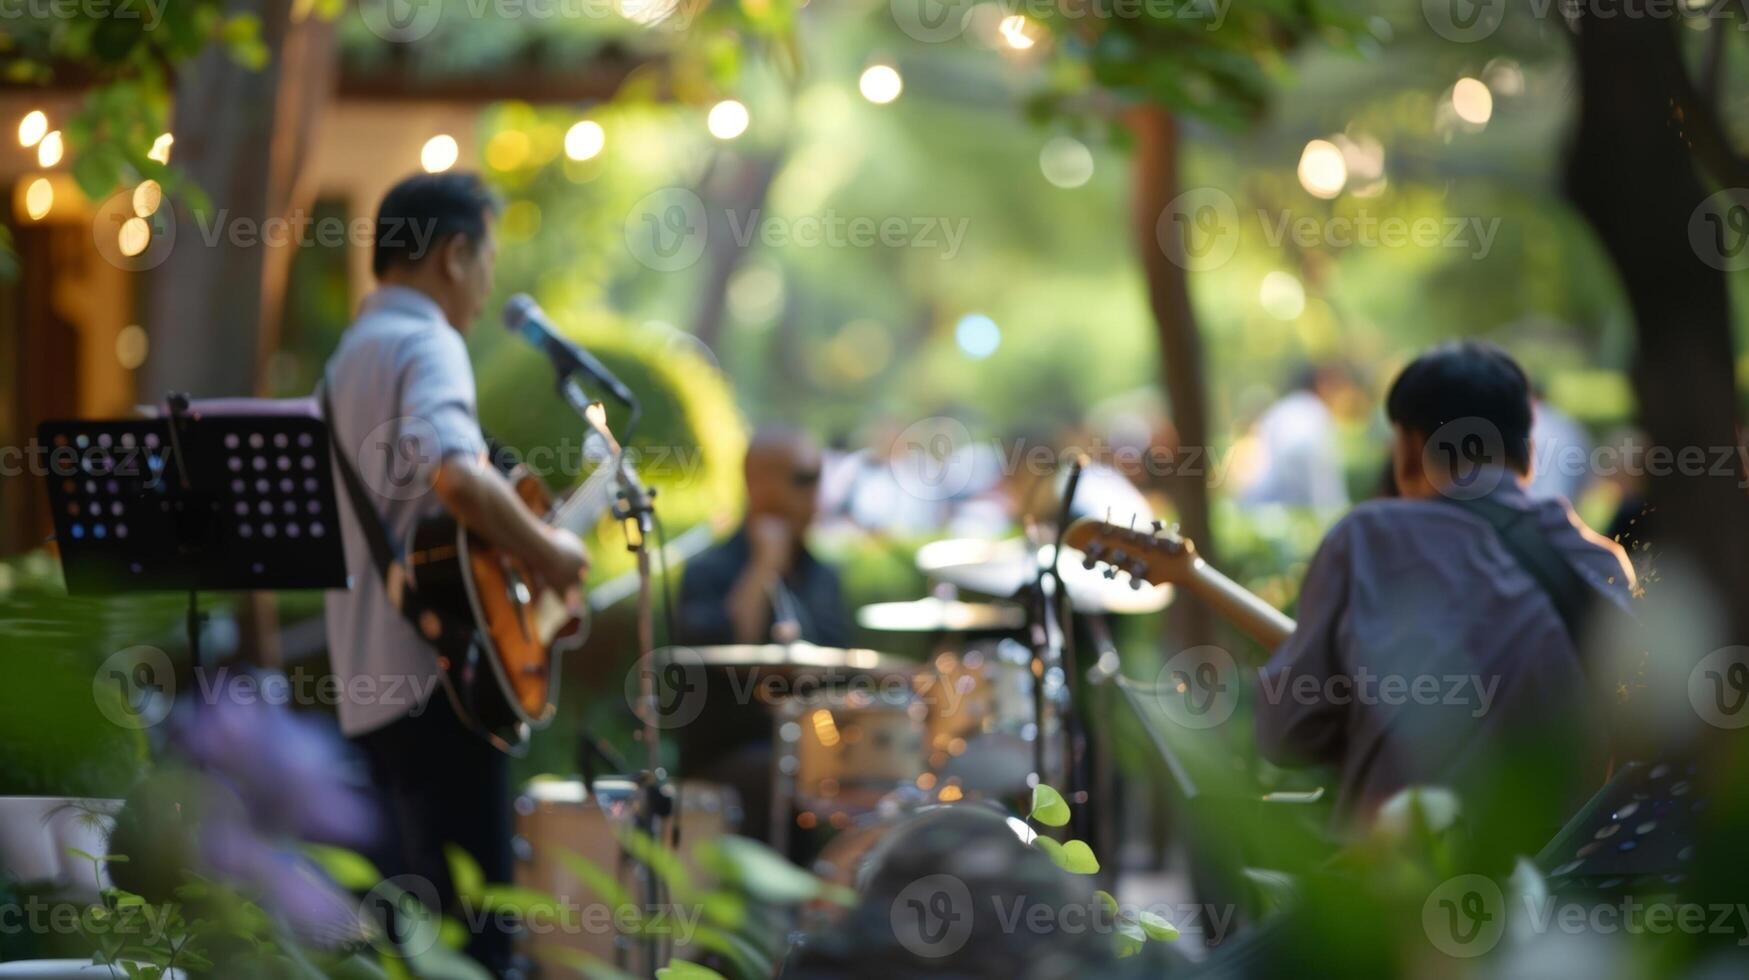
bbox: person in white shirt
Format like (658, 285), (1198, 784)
(1239, 363), (1350, 513)
(323, 172), (587, 975)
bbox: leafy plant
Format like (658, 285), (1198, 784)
(1024, 782), (1178, 958)
(445, 830), (848, 980)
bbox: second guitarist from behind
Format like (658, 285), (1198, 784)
(323, 172), (588, 976)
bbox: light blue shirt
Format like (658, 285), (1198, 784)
(321, 286), (488, 736)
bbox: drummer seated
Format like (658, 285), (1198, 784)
(678, 425), (850, 648)
(674, 426), (850, 846)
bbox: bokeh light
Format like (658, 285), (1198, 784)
(1259, 271), (1307, 320)
(147, 132), (174, 165)
(132, 180), (162, 218)
(1039, 136), (1094, 189)
(36, 131), (63, 168)
(707, 100), (750, 140)
(859, 65), (903, 105)
(18, 110), (47, 148)
(1452, 77), (1493, 125)
(485, 129), (530, 171)
(564, 120), (605, 161)
(115, 325), (148, 370)
(23, 178), (52, 221)
(420, 134), (459, 173)
(955, 313), (1001, 359)
(117, 217), (151, 258)
(1297, 139), (1347, 199)
(998, 15), (1035, 49)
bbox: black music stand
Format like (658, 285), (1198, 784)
(39, 395), (348, 664)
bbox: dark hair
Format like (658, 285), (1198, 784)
(372, 172), (500, 278)
(1385, 340), (1533, 472)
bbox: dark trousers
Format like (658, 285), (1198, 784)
(353, 693), (512, 975)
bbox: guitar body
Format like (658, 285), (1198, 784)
(407, 466), (589, 753)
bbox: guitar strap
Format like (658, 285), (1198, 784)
(1441, 494), (1595, 646)
(317, 368), (486, 726)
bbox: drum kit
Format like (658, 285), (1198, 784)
(512, 523), (1173, 975)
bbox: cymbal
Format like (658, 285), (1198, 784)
(856, 598), (1026, 633)
(915, 538), (1033, 597)
(653, 644), (919, 677)
(916, 537), (1174, 615)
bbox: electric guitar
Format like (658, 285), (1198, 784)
(405, 405), (624, 753)
(1063, 517), (1298, 649)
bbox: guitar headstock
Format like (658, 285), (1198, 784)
(1062, 517), (1200, 589)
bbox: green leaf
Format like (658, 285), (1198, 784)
(1034, 836), (1066, 869)
(698, 889), (746, 931)
(445, 845), (486, 904)
(1114, 918), (1146, 958)
(303, 845), (383, 891)
(219, 14), (269, 70)
(1058, 840), (1100, 875)
(1134, 910), (1179, 941)
(617, 828), (697, 901)
(556, 849), (635, 911)
(1029, 784), (1071, 828)
(1239, 868), (1299, 915)
(702, 836), (829, 905)
(1094, 890), (1119, 915)
(655, 962), (726, 980)
(688, 924), (772, 979)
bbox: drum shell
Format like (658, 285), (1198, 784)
(789, 692), (927, 800)
(512, 780), (739, 974)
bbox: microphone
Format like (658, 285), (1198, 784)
(502, 294), (638, 409)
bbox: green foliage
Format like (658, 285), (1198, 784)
(1024, 783), (1171, 957)
(54, 846), (410, 980)
(480, 829), (849, 980)
(1028, 783), (1072, 827)
(1028, 0), (1363, 129)
(0, 554), (163, 797)
(6, 0), (301, 211)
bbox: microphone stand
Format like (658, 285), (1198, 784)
(557, 377), (669, 977)
(1019, 457), (1087, 796)
(1021, 458), (1077, 805)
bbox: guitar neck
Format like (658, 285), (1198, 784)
(1178, 557), (1297, 650)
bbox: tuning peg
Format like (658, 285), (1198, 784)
(1150, 520), (1163, 533)
(1081, 554), (1098, 571)
(1103, 568), (1118, 580)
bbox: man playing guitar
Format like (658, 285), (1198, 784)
(323, 172), (588, 973)
(1254, 341), (1634, 858)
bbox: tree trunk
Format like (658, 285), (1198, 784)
(141, 0), (299, 401)
(1566, 22), (1748, 651)
(142, 0), (335, 668)
(1564, 16), (1749, 914)
(692, 150), (783, 358)
(1129, 105), (1217, 649)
